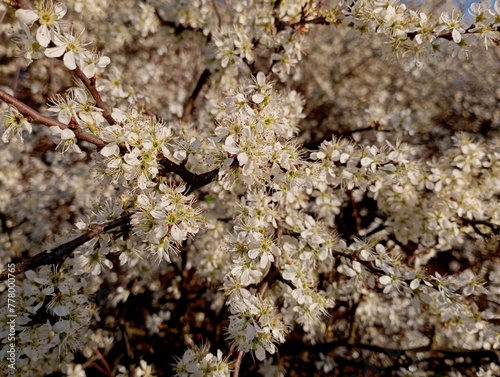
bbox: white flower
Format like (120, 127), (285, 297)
(437, 11), (465, 43)
(2, 106), (32, 143)
(135, 360), (155, 377)
(64, 363), (86, 377)
(47, 91), (83, 124)
(15, 1), (67, 47)
(50, 126), (82, 154)
(80, 50), (111, 78)
(12, 22), (43, 64)
(44, 29), (90, 70)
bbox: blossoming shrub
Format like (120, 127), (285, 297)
(0, 1), (499, 376)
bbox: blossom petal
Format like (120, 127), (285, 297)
(58, 110), (72, 124)
(15, 9), (39, 25)
(60, 129), (76, 140)
(82, 63), (97, 78)
(452, 28), (461, 43)
(98, 55), (111, 67)
(237, 152), (248, 165)
(44, 45), (66, 58)
(63, 51), (77, 70)
(379, 275), (391, 285)
(170, 224), (185, 243)
(100, 143), (119, 157)
(54, 3), (68, 19)
(36, 25), (51, 47)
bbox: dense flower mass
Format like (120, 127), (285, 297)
(0, 0), (499, 376)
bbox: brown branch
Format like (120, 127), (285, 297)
(0, 88), (106, 148)
(232, 350), (244, 377)
(158, 155), (220, 194)
(0, 214), (132, 282)
(73, 66), (116, 126)
(181, 68), (211, 123)
(460, 217), (499, 236)
(279, 337), (499, 365)
(155, 9), (212, 41)
(6, 0), (28, 9)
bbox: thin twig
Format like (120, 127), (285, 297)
(93, 348), (113, 376)
(232, 350), (244, 377)
(73, 66), (116, 125)
(181, 68), (211, 123)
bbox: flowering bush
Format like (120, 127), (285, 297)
(0, 0), (499, 376)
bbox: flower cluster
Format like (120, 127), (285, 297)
(213, 72), (305, 189)
(174, 344), (230, 377)
(226, 290), (287, 361)
(131, 183), (204, 263)
(0, 265), (93, 376)
(343, 0), (500, 62)
(15, 1), (110, 71)
(98, 109), (174, 188)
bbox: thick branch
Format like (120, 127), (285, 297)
(158, 155), (220, 194)
(0, 89), (106, 148)
(0, 214), (132, 282)
(73, 66), (116, 126)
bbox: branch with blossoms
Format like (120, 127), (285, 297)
(271, 1), (500, 60)
(72, 66), (116, 125)
(0, 87), (220, 187)
(0, 214), (131, 282)
(158, 154), (220, 193)
(0, 144), (219, 282)
(0, 88), (106, 147)
(460, 217), (500, 236)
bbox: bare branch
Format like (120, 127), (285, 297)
(232, 351), (244, 377)
(182, 68), (211, 123)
